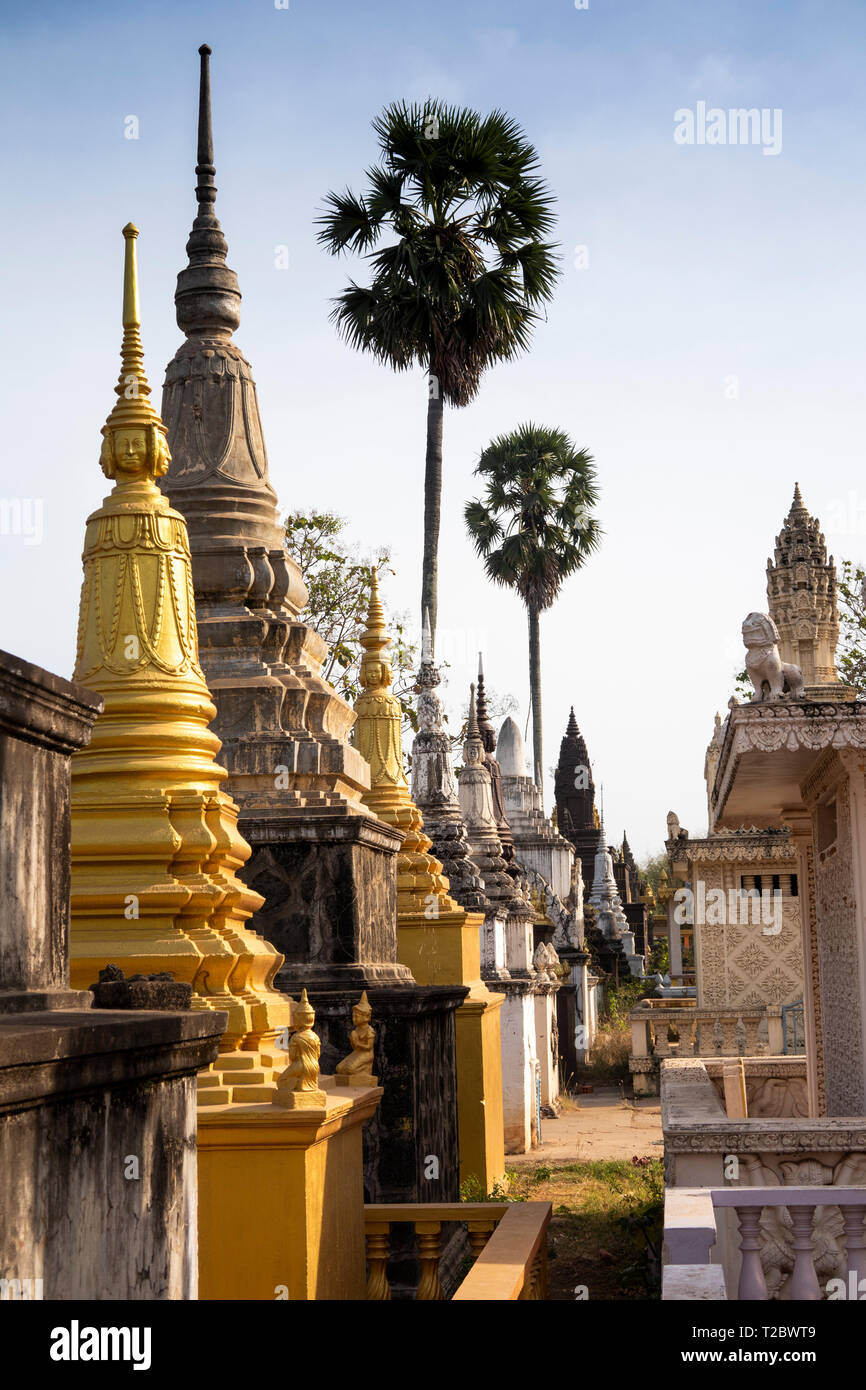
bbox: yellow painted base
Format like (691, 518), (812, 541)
(398, 909), (506, 1192)
(197, 1085), (381, 1300)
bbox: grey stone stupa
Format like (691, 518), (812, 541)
(159, 49), (466, 1235)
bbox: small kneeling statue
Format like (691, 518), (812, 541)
(272, 989), (327, 1109)
(336, 990), (378, 1088)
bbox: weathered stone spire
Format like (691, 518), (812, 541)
(162, 44), (291, 581)
(161, 45), (373, 828)
(71, 226), (292, 1103)
(476, 653), (495, 753)
(475, 652), (516, 862)
(554, 705), (597, 885)
(410, 610), (487, 911)
(174, 45), (240, 339)
(459, 684), (524, 909)
(766, 483), (853, 698)
(497, 715), (577, 909)
(588, 808), (624, 917)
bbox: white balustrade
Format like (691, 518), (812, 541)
(664, 1186), (866, 1301)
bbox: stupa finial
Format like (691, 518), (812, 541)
(195, 44), (216, 212)
(789, 481), (808, 519)
(476, 652), (495, 752)
(463, 682), (486, 769)
(100, 225), (170, 486)
(175, 45), (240, 338)
(359, 567), (390, 691)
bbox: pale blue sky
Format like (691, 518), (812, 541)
(2, 0), (865, 858)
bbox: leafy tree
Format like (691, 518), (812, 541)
(837, 559), (866, 692)
(317, 99), (559, 648)
(464, 423), (601, 795)
(639, 852), (669, 898)
(284, 511), (418, 727)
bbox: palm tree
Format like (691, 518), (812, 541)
(465, 423), (601, 799)
(316, 100), (558, 648)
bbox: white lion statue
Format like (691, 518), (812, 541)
(742, 612), (805, 702)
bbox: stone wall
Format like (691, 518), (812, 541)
(0, 1011), (219, 1299)
(0, 649), (224, 1301)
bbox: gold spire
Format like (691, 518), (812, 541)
(99, 224), (169, 486)
(71, 225), (292, 1104)
(353, 570), (457, 914)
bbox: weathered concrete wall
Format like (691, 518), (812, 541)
(0, 1010), (222, 1299)
(0, 651), (101, 1009)
(0, 649), (225, 1301)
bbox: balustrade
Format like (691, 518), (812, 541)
(630, 1001), (784, 1069)
(664, 1185), (866, 1301)
(364, 1202), (551, 1301)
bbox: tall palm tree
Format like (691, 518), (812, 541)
(317, 100), (558, 647)
(465, 423), (601, 799)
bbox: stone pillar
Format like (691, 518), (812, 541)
(789, 816), (823, 1117)
(668, 898), (684, 979)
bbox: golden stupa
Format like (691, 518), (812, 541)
(69, 224), (291, 1103)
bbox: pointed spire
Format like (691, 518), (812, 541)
(565, 707), (579, 737)
(463, 681), (486, 769)
(100, 225), (170, 486)
(175, 45), (241, 338)
(195, 44), (216, 211)
(476, 652), (495, 752)
(359, 567), (390, 690)
(787, 481), (809, 522)
(467, 682), (479, 739)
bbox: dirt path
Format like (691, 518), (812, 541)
(508, 1087), (663, 1165)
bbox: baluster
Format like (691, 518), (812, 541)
(415, 1221), (443, 1301)
(712, 1016), (724, 1054)
(735, 1015), (747, 1054)
(743, 1017), (760, 1056)
(467, 1218), (497, 1260)
(841, 1205), (866, 1297)
(654, 1021), (671, 1058)
(365, 1223), (392, 1301)
(735, 1206), (769, 1300)
(686, 1017), (698, 1057)
(788, 1206), (822, 1300)
(721, 1018), (739, 1055)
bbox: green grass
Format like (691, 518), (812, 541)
(505, 1158), (664, 1300)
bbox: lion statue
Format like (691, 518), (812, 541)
(742, 612), (805, 702)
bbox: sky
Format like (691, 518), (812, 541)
(1, 0), (865, 862)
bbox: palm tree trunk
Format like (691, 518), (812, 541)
(421, 385), (443, 648)
(528, 601), (543, 803)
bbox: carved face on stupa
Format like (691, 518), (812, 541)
(113, 428), (149, 477)
(100, 425), (171, 482)
(361, 656), (391, 691)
